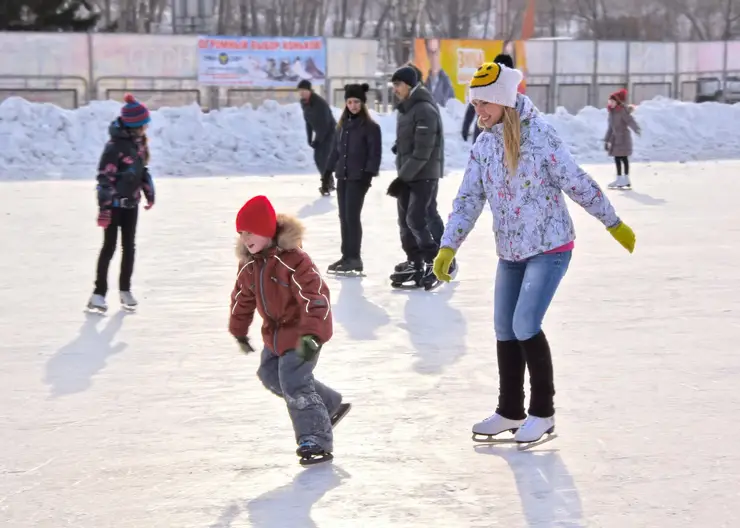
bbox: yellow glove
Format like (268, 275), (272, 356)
(432, 247), (456, 282)
(607, 221), (635, 253)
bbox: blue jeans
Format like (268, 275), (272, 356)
(494, 251), (572, 341)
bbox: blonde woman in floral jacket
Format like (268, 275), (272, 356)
(432, 63), (636, 449)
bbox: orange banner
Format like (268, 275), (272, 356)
(413, 39), (528, 105)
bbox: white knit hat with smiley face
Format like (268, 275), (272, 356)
(467, 62), (523, 108)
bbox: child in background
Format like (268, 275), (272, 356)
(88, 93), (155, 313)
(605, 88), (641, 189)
(229, 195), (350, 465)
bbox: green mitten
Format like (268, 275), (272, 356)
(297, 335), (322, 361)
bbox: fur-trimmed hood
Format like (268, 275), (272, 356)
(235, 213), (305, 262)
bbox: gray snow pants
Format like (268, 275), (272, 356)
(256, 347), (342, 452)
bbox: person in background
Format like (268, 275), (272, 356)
(462, 53), (524, 143)
(400, 61), (450, 272)
(423, 38), (455, 107)
(386, 65), (445, 289)
(325, 83), (382, 275)
(298, 80), (337, 195)
(87, 93), (155, 313)
(432, 62), (635, 448)
(605, 88), (641, 190)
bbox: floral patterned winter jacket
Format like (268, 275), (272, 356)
(441, 94), (620, 262)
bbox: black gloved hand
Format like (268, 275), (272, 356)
(235, 335), (255, 354)
(391, 143), (397, 155)
(386, 177), (406, 198)
(462, 130), (469, 142)
(297, 335), (322, 362)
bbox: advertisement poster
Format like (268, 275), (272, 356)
(413, 39), (528, 105)
(197, 36), (326, 87)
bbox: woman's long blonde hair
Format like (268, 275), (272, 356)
(478, 106), (520, 173)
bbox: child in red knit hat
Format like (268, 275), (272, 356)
(229, 195), (350, 465)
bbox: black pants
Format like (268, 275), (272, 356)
(398, 179), (440, 264)
(428, 182), (444, 245)
(337, 179), (370, 260)
(313, 134), (335, 190)
(615, 156), (629, 175)
(94, 207), (138, 296)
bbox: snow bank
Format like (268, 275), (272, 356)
(1, 95), (739, 180)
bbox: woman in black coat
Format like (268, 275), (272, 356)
(325, 83), (382, 275)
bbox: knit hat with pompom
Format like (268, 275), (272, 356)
(120, 93), (151, 128)
(344, 83), (370, 103)
(468, 62), (523, 108)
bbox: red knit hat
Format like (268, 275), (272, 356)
(235, 195), (277, 237)
(611, 88), (628, 104)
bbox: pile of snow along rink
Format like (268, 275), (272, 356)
(1, 95), (739, 180)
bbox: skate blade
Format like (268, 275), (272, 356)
(328, 270), (365, 277)
(516, 432), (558, 451)
(391, 281), (421, 289)
(331, 403), (352, 429)
(424, 280), (442, 291)
(121, 305), (137, 312)
(472, 428), (518, 443)
(85, 306), (107, 315)
(299, 452), (334, 466)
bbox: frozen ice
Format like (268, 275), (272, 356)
(1, 160), (739, 526)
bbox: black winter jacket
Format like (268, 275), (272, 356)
(96, 118), (155, 211)
(301, 92), (337, 145)
(394, 85), (444, 182)
(326, 113), (382, 181)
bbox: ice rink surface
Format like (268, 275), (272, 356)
(1, 161), (739, 527)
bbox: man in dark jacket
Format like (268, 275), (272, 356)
(462, 53), (516, 143)
(387, 66), (444, 288)
(298, 80), (337, 195)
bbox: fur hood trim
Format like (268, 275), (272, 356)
(235, 213), (304, 261)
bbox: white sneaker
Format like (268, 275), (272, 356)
(120, 291), (138, 309)
(87, 293), (107, 312)
(514, 415), (556, 448)
(472, 413), (525, 441)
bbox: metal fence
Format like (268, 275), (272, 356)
(512, 40), (740, 113)
(0, 34), (739, 114)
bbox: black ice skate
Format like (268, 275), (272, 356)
(420, 262), (442, 291)
(390, 262), (422, 288)
(332, 258), (364, 277)
(296, 441), (333, 466)
(330, 402), (352, 429)
(327, 258), (344, 273)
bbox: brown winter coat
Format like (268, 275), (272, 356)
(604, 104), (641, 157)
(229, 214), (332, 355)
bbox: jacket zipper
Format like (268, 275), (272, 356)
(258, 260), (279, 354)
